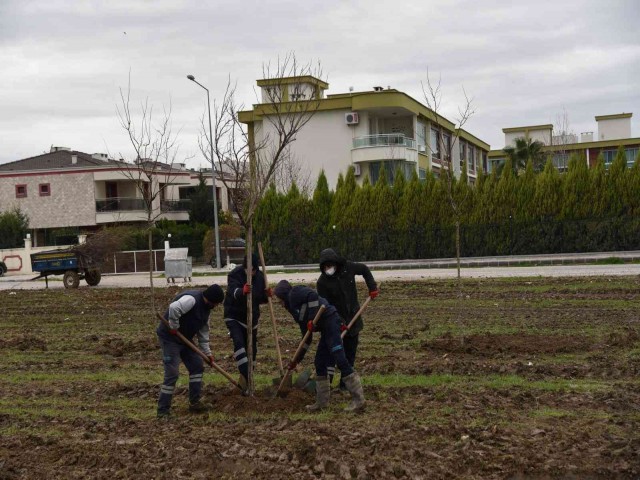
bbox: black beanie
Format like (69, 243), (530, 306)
(274, 280), (292, 300)
(203, 284), (224, 304)
(243, 253), (260, 270)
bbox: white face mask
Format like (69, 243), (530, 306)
(325, 266), (336, 276)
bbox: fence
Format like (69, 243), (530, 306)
(100, 249), (166, 274)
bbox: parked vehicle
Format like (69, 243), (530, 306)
(31, 249), (101, 288)
(210, 238), (246, 268)
(0, 260), (7, 277)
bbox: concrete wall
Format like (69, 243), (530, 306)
(505, 128), (552, 147)
(0, 238), (73, 275)
(255, 109), (355, 188)
(0, 172), (96, 229)
(597, 117), (631, 141)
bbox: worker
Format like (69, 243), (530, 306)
(223, 253), (270, 392)
(273, 280), (365, 412)
(156, 284), (225, 419)
(316, 248), (378, 391)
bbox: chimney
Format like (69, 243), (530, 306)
(373, 86), (384, 92)
(91, 153), (109, 162)
(71, 154), (77, 165)
(580, 132), (593, 143)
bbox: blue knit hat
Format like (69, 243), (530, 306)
(274, 280), (292, 300)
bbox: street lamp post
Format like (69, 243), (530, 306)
(187, 74), (221, 269)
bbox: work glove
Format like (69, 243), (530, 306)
(287, 360), (298, 371)
(369, 289), (380, 299)
(242, 283), (251, 295)
(207, 355), (215, 367)
(307, 320), (315, 332)
(340, 324), (348, 332)
(265, 287), (273, 298)
(169, 328), (178, 336)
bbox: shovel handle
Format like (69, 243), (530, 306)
(275, 305), (326, 397)
(341, 297), (371, 339)
(156, 312), (243, 391)
(258, 242), (285, 376)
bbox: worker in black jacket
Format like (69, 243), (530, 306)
(223, 253), (270, 391)
(316, 248), (378, 390)
(274, 280), (365, 412)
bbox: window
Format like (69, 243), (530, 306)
(459, 141), (466, 169)
(602, 150), (617, 164)
(468, 145), (476, 171)
(553, 153), (569, 172)
(416, 121), (427, 153)
(442, 133), (451, 160)
(430, 128), (440, 161)
(419, 168), (427, 181)
(39, 183), (51, 196)
(15, 184), (27, 198)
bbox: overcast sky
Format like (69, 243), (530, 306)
(1, 0), (639, 168)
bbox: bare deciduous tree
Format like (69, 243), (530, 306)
(421, 70), (476, 282)
(198, 53), (324, 394)
(116, 75), (186, 312)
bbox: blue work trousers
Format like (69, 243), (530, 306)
(157, 335), (205, 415)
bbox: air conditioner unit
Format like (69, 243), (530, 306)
(345, 112), (359, 125)
(353, 164), (361, 176)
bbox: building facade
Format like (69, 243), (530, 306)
(239, 76), (490, 188)
(489, 113), (639, 173)
(0, 147), (231, 246)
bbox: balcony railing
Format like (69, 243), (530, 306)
(96, 197), (146, 212)
(161, 199), (192, 212)
(353, 134), (416, 149)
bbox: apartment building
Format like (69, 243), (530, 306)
(238, 76), (490, 188)
(0, 147), (231, 246)
(488, 113), (640, 172)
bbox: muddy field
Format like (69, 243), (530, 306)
(1, 277), (639, 479)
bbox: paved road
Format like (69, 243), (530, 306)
(1, 264), (639, 291)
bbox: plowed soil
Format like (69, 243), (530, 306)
(1, 277), (639, 479)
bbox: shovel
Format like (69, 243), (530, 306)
(156, 312), (243, 391)
(273, 305), (326, 398)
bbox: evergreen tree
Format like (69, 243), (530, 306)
(515, 160), (536, 220)
(561, 153), (590, 219)
(627, 152), (640, 216)
(330, 166), (358, 230)
(533, 159), (562, 219)
(312, 170), (333, 235)
(495, 158), (517, 220)
(189, 170), (215, 226)
(607, 146), (627, 216)
(0, 207), (29, 249)
(590, 154), (608, 218)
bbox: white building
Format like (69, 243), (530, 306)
(239, 76), (490, 188)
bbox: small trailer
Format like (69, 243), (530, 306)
(31, 249), (101, 289)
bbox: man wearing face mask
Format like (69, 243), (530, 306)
(316, 248), (378, 391)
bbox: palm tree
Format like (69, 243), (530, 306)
(501, 137), (547, 175)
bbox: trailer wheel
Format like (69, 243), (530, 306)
(63, 270), (80, 289)
(85, 269), (101, 286)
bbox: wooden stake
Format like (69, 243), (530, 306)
(257, 242), (285, 377)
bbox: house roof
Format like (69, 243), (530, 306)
(0, 150), (188, 175)
(0, 150), (125, 172)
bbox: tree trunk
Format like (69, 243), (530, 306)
(148, 226), (155, 313)
(455, 219), (461, 282)
(246, 223), (254, 396)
